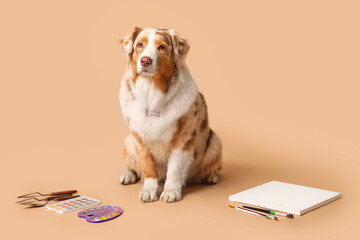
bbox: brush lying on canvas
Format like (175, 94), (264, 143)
(229, 205), (278, 221)
(242, 205), (293, 218)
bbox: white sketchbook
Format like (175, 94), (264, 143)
(228, 181), (341, 215)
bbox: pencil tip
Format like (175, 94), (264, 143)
(228, 205), (235, 208)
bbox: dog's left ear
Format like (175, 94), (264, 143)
(169, 29), (190, 62)
(120, 27), (142, 60)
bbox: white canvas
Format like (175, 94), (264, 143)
(228, 181), (341, 215)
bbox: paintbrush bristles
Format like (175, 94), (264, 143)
(286, 214), (294, 218)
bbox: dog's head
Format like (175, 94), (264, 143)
(120, 27), (189, 78)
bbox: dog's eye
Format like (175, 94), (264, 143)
(137, 43), (143, 48)
(158, 45), (166, 51)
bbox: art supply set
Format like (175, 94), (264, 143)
(228, 180), (341, 221)
(16, 190), (123, 223)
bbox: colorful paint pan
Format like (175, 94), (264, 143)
(45, 196), (101, 214)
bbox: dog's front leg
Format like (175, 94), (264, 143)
(160, 149), (192, 203)
(138, 149), (159, 202)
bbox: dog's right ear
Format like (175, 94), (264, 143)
(120, 27), (142, 60)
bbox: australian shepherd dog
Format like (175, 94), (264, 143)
(119, 27), (222, 203)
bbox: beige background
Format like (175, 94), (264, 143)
(1, 0), (359, 239)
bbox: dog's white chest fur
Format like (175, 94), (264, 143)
(119, 72), (198, 142)
(127, 77), (174, 142)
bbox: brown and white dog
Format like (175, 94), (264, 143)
(118, 27), (222, 203)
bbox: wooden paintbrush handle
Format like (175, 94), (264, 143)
(54, 195), (80, 201)
(46, 193), (74, 200)
(49, 190), (78, 196)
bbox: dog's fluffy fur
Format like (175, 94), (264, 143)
(119, 27), (222, 203)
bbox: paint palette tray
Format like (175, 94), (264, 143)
(78, 206), (123, 223)
(45, 196), (101, 214)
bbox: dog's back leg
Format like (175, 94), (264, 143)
(199, 129), (223, 184)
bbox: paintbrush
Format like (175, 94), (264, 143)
(242, 205), (294, 218)
(229, 205), (278, 221)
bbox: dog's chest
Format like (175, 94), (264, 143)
(124, 78), (177, 141)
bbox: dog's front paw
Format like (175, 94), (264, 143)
(160, 189), (182, 203)
(139, 190), (158, 203)
(119, 170), (137, 185)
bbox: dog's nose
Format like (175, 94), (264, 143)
(140, 56), (152, 67)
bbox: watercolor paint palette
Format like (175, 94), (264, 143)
(45, 196), (101, 214)
(78, 206), (123, 223)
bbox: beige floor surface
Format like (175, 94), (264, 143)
(1, 1), (359, 239)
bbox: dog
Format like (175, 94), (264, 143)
(118, 27), (222, 203)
